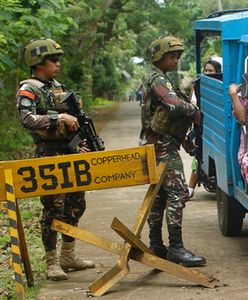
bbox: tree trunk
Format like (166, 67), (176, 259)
(216, 0), (223, 11)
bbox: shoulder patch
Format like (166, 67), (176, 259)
(20, 98), (32, 108)
(165, 82), (173, 90)
(18, 90), (36, 101)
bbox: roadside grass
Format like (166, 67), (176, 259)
(0, 99), (119, 299)
(0, 198), (46, 300)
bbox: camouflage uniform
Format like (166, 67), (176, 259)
(139, 66), (197, 229)
(139, 36), (206, 267)
(16, 38), (95, 280)
(16, 78), (86, 251)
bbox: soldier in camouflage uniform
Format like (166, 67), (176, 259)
(139, 36), (206, 267)
(16, 38), (95, 280)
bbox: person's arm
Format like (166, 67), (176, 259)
(189, 86), (197, 106)
(229, 84), (246, 124)
(17, 85), (79, 132)
(152, 79), (201, 125)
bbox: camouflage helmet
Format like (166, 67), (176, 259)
(148, 36), (184, 63)
(23, 38), (64, 67)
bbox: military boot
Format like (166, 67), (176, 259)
(167, 225), (206, 267)
(149, 225), (167, 260)
(45, 249), (68, 280)
(59, 241), (95, 271)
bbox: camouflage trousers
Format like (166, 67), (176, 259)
(40, 192), (86, 251)
(147, 143), (189, 231)
(35, 142), (86, 251)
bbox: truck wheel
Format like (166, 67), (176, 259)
(203, 176), (216, 193)
(216, 187), (244, 236)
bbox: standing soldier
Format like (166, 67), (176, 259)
(139, 36), (206, 267)
(16, 38), (95, 280)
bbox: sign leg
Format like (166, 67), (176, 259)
(88, 164), (167, 296)
(89, 243), (132, 296)
(16, 200), (34, 287)
(5, 169), (25, 300)
(89, 260), (130, 296)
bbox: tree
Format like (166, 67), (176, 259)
(0, 0), (73, 159)
(2, 0), (247, 158)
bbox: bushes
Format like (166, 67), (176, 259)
(0, 113), (33, 161)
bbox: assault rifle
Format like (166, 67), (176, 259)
(63, 91), (105, 152)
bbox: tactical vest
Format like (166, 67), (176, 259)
(142, 72), (192, 141)
(19, 79), (71, 142)
(151, 105), (192, 140)
(19, 78), (69, 113)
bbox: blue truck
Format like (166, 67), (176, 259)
(193, 10), (248, 236)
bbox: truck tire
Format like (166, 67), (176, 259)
(203, 176), (216, 193)
(216, 187), (244, 236)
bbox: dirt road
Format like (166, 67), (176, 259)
(37, 101), (248, 300)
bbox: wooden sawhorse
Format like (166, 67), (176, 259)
(0, 145), (217, 298)
(52, 163), (217, 296)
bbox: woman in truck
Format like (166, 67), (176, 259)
(188, 59), (222, 198)
(229, 76), (248, 184)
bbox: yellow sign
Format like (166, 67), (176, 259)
(0, 146), (157, 200)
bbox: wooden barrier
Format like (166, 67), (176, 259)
(0, 146), (158, 200)
(5, 169), (25, 300)
(0, 145), (217, 298)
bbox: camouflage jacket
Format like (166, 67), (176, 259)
(16, 77), (70, 143)
(139, 66), (199, 150)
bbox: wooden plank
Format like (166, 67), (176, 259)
(131, 250), (217, 289)
(111, 217), (153, 254)
(89, 243), (131, 296)
(0, 167), (5, 203)
(5, 169), (25, 300)
(132, 162), (167, 235)
(52, 221), (132, 297)
(88, 163), (166, 296)
(89, 261), (130, 296)
(52, 220), (122, 255)
(53, 160), (217, 295)
(0, 146), (157, 200)
(16, 201), (34, 287)
(145, 144), (158, 183)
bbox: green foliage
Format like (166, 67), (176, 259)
(0, 117), (33, 160)
(0, 0), (247, 159)
(199, 0), (248, 15)
(92, 51), (121, 99)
